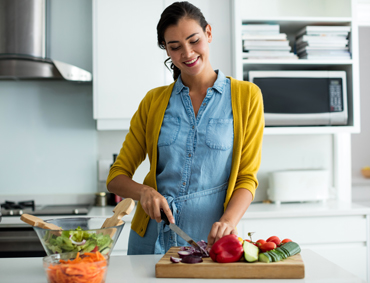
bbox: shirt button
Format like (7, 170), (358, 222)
(203, 102), (206, 106)
(183, 182), (186, 186)
(188, 153), (191, 157)
(192, 125), (195, 129)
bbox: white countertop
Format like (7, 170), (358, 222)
(0, 249), (366, 283)
(2, 200), (370, 225)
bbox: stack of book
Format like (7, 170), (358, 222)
(242, 24), (297, 60)
(295, 26), (351, 60)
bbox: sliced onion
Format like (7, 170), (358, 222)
(197, 240), (209, 257)
(180, 246), (195, 253)
(170, 256), (182, 263)
(181, 255), (203, 264)
(69, 235), (86, 246)
(177, 250), (192, 258)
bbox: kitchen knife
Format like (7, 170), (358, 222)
(160, 210), (202, 251)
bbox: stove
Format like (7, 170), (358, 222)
(0, 200), (93, 258)
(0, 200), (92, 217)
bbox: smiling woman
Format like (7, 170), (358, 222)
(106, 1), (265, 256)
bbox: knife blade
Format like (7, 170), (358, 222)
(160, 210), (201, 251)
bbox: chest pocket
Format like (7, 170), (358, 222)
(158, 116), (181, 147)
(206, 118), (233, 150)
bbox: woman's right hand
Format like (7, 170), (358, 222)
(140, 186), (175, 224)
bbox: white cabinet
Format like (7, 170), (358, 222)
(231, 0), (360, 135)
(92, 0), (167, 130)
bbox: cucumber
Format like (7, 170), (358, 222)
(243, 241), (259, 262)
(258, 242), (301, 263)
(268, 250), (282, 262)
(258, 252), (271, 263)
(275, 247), (288, 259)
(280, 242), (301, 257)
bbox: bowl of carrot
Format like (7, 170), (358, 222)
(43, 251), (109, 283)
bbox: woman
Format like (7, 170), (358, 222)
(106, 1), (264, 255)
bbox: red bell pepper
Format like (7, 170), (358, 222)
(209, 234), (244, 263)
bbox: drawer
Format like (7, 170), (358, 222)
(238, 215), (367, 244)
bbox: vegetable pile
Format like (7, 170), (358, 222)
(168, 234), (301, 265)
(45, 251), (107, 283)
(43, 226), (113, 255)
(237, 235), (301, 263)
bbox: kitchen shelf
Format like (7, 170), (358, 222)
(232, 0), (360, 134)
(242, 59), (354, 65)
(242, 18), (352, 35)
(264, 125), (358, 135)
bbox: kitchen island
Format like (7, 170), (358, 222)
(0, 249), (366, 283)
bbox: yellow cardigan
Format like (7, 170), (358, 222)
(106, 77), (264, 237)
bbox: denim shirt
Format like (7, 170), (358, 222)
(127, 70), (234, 255)
(156, 70), (233, 198)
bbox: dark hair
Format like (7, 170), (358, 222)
(157, 1), (208, 80)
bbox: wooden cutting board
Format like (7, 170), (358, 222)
(156, 247), (305, 279)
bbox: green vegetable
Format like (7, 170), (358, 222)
(258, 242), (301, 263)
(42, 227), (114, 254)
(279, 241), (301, 257)
(258, 253), (271, 263)
(243, 241), (259, 262)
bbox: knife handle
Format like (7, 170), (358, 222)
(160, 209), (170, 225)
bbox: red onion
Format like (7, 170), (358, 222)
(69, 235), (86, 246)
(177, 250), (192, 258)
(181, 255), (203, 264)
(170, 257), (182, 263)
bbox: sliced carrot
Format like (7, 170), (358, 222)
(46, 251), (107, 283)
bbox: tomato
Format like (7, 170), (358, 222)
(266, 236), (281, 246)
(259, 242), (276, 252)
(91, 246), (98, 252)
(255, 239), (266, 247)
(281, 238), (292, 244)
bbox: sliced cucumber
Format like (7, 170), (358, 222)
(258, 242), (301, 263)
(258, 252), (271, 263)
(275, 247), (288, 259)
(280, 242), (301, 257)
(268, 250), (282, 262)
(243, 241), (259, 262)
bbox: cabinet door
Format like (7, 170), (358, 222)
(93, 0), (166, 129)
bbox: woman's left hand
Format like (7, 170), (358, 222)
(207, 221), (237, 250)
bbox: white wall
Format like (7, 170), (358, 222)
(0, 0), (96, 197)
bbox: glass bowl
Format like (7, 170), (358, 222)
(43, 251), (109, 283)
(33, 217), (124, 256)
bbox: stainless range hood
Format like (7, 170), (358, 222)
(0, 0), (92, 81)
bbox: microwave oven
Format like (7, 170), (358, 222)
(248, 71), (348, 126)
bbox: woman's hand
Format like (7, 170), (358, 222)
(206, 189), (253, 250)
(207, 220), (237, 250)
(140, 186), (175, 224)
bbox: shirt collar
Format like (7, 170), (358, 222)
(173, 69), (227, 95)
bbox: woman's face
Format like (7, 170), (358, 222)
(164, 17), (212, 79)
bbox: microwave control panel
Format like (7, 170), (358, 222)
(329, 79), (343, 112)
